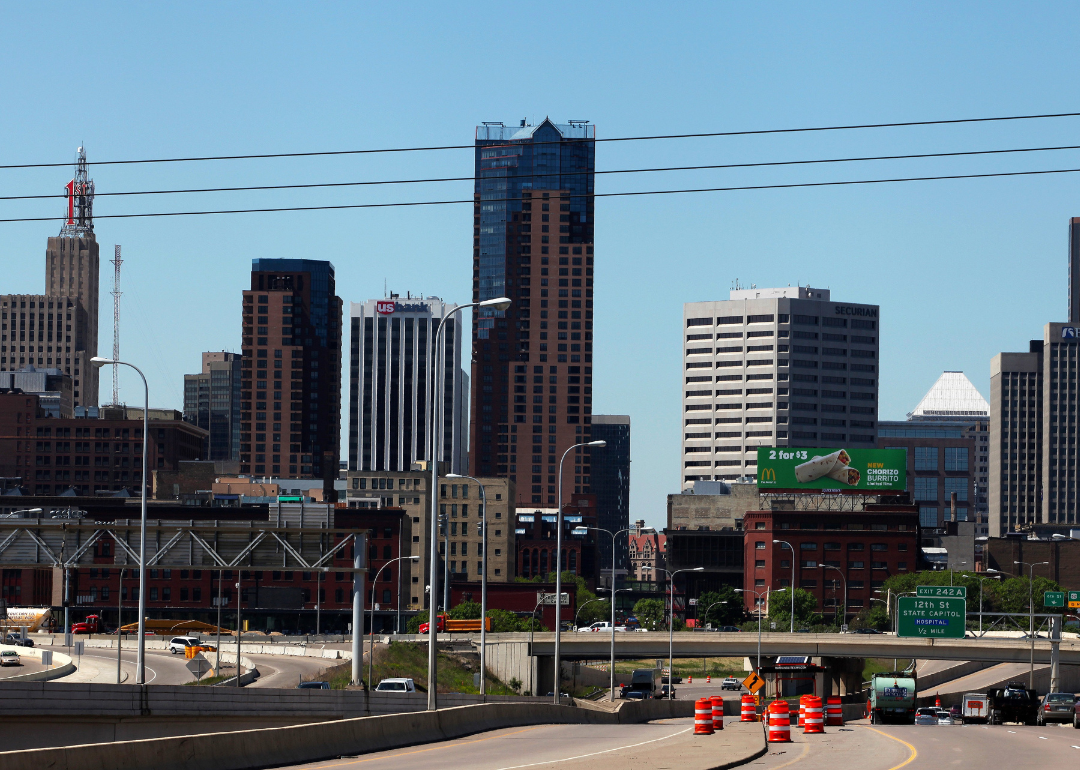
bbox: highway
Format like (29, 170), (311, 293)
(273, 717), (1080, 770)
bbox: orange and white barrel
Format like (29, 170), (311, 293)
(694, 698), (715, 735)
(802, 696), (825, 734)
(710, 695), (724, 730)
(767, 700), (791, 743)
(740, 693), (757, 722)
(688, 675), (692, 683)
(826, 696), (844, 726)
(706, 674), (711, 683)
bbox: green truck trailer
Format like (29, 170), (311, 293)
(868, 673), (917, 724)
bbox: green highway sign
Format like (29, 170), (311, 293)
(897, 596), (967, 639)
(1070, 590), (1080, 609)
(1043, 591), (1065, 608)
(756, 447), (906, 491)
(916, 585), (967, 599)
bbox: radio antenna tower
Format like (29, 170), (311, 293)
(60, 146), (94, 237)
(109, 245), (122, 405)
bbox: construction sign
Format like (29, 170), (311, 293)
(742, 672), (765, 693)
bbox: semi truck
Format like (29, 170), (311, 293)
(986, 682), (1038, 725)
(417, 615), (492, 634)
(868, 673), (917, 724)
(619, 669), (658, 699)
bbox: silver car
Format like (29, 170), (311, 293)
(914, 707), (939, 725)
(1037, 693), (1076, 725)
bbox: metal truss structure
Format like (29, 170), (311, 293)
(0, 519), (369, 573)
(759, 492), (883, 511)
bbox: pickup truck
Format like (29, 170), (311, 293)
(576, 622), (628, 633)
(986, 682), (1038, 725)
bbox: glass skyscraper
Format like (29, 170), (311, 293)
(470, 119), (597, 507)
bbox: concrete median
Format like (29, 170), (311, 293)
(0, 699), (709, 770)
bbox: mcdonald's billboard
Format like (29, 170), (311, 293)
(756, 447), (906, 491)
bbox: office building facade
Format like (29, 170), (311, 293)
(0, 365), (73, 417)
(240, 260), (342, 498)
(682, 287), (880, 484)
(348, 296), (467, 474)
(589, 414), (631, 573)
(470, 119), (597, 508)
(183, 352), (242, 461)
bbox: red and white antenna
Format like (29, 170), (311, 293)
(109, 245), (122, 405)
(61, 146), (94, 236)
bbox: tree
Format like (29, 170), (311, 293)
(447, 601), (481, 620)
(766, 588), (821, 627)
(695, 586), (745, 628)
(632, 598), (666, 631)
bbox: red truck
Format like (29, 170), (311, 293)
(70, 615), (103, 634)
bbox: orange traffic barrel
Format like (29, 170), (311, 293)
(694, 698), (715, 735)
(740, 693), (757, 722)
(706, 674), (711, 683)
(935, 693), (941, 708)
(826, 696), (844, 726)
(688, 675), (692, 683)
(767, 700), (792, 743)
(802, 696), (825, 734)
(710, 695), (724, 730)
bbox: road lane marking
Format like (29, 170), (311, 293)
(768, 741), (810, 769)
(309, 726), (546, 768)
(861, 726), (917, 770)
(493, 726), (692, 769)
(1039, 736), (1047, 740)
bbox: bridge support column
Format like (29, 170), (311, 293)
(1050, 615), (1061, 694)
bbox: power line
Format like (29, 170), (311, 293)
(5, 143), (1080, 202)
(3, 110), (1080, 170)
(4, 165), (1080, 223)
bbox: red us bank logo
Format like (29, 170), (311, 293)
(376, 301), (396, 315)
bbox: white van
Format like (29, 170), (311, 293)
(374, 677), (416, 693)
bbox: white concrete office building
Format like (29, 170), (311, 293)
(682, 286), (880, 485)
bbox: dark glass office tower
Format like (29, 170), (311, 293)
(240, 259), (342, 498)
(589, 415), (631, 575)
(470, 119), (596, 507)
(184, 352), (243, 461)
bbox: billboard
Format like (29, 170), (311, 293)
(756, 448), (906, 491)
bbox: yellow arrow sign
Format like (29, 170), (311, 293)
(742, 672), (765, 693)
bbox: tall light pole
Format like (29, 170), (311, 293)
(735, 588), (767, 672)
(445, 474), (489, 694)
(820, 564), (847, 627)
(950, 561), (968, 587)
(1015, 560), (1049, 689)
(573, 524), (633, 701)
(595, 585), (630, 701)
(90, 356), (148, 683)
(369, 555), (419, 691)
(643, 564), (703, 699)
(773, 540), (796, 633)
(552, 439), (606, 704)
(978, 572), (1002, 634)
(698, 600), (727, 631)
(426, 297), (510, 711)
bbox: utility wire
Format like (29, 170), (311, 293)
(4, 165), (1080, 223)
(3, 110), (1080, 170)
(5, 143), (1080, 202)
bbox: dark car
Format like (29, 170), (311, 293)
(653, 685), (676, 699)
(1037, 693), (1076, 725)
(297, 681), (330, 690)
(3, 633), (34, 648)
(851, 628), (882, 635)
(717, 626), (742, 633)
(661, 674), (683, 684)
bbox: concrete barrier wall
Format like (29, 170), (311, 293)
(0, 645), (75, 682)
(0, 699), (697, 770)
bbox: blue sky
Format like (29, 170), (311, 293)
(3, 3), (1080, 527)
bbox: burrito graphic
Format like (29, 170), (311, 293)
(826, 465), (861, 486)
(794, 449), (851, 483)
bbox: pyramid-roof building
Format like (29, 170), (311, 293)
(907, 371), (989, 420)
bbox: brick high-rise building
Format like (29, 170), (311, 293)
(470, 119), (597, 508)
(240, 260), (342, 498)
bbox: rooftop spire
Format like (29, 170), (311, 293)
(60, 146), (94, 237)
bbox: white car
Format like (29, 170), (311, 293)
(577, 622), (613, 632)
(374, 677), (416, 693)
(0, 650), (21, 666)
(168, 636), (203, 654)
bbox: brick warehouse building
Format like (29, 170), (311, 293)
(0, 391), (207, 495)
(0, 502), (410, 634)
(742, 506), (919, 621)
(515, 493), (599, 588)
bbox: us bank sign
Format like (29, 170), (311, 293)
(1061, 327), (1079, 340)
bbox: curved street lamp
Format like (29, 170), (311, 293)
(90, 356), (149, 684)
(734, 588), (767, 672)
(1015, 560), (1049, 689)
(368, 555), (419, 691)
(773, 540), (796, 633)
(642, 564), (703, 698)
(551, 439), (606, 704)
(426, 297), (510, 711)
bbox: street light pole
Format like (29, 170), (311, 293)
(820, 564), (847, 627)
(644, 564), (703, 699)
(426, 297), (510, 712)
(979, 572), (1002, 635)
(773, 540), (796, 633)
(1015, 560), (1049, 689)
(699, 600), (727, 631)
(735, 588), (766, 672)
(91, 357), (149, 684)
(574, 524), (632, 701)
(445, 474), (489, 695)
(369, 555), (419, 692)
(553, 439), (606, 704)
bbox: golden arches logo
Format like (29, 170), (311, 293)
(760, 467), (776, 482)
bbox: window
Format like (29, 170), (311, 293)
(755, 522), (766, 529)
(944, 477), (968, 502)
(871, 561), (888, 570)
(800, 560), (818, 568)
(799, 580), (817, 588)
(755, 541), (766, 549)
(848, 561), (864, 569)
(823, 542), (841, 551)
(919, 506), (938, 527)
(846, 542), (864, 551)
(914, 446), (938, 471)
(755, 559), (765, 568)
(755, 578), (765, 587)
(799, 542), (818, 550)
(913, 476), (938, 501)
(944, 447), (968, 471)
(871, 543), (888, 551)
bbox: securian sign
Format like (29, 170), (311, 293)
(756, 448), (906, 491)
